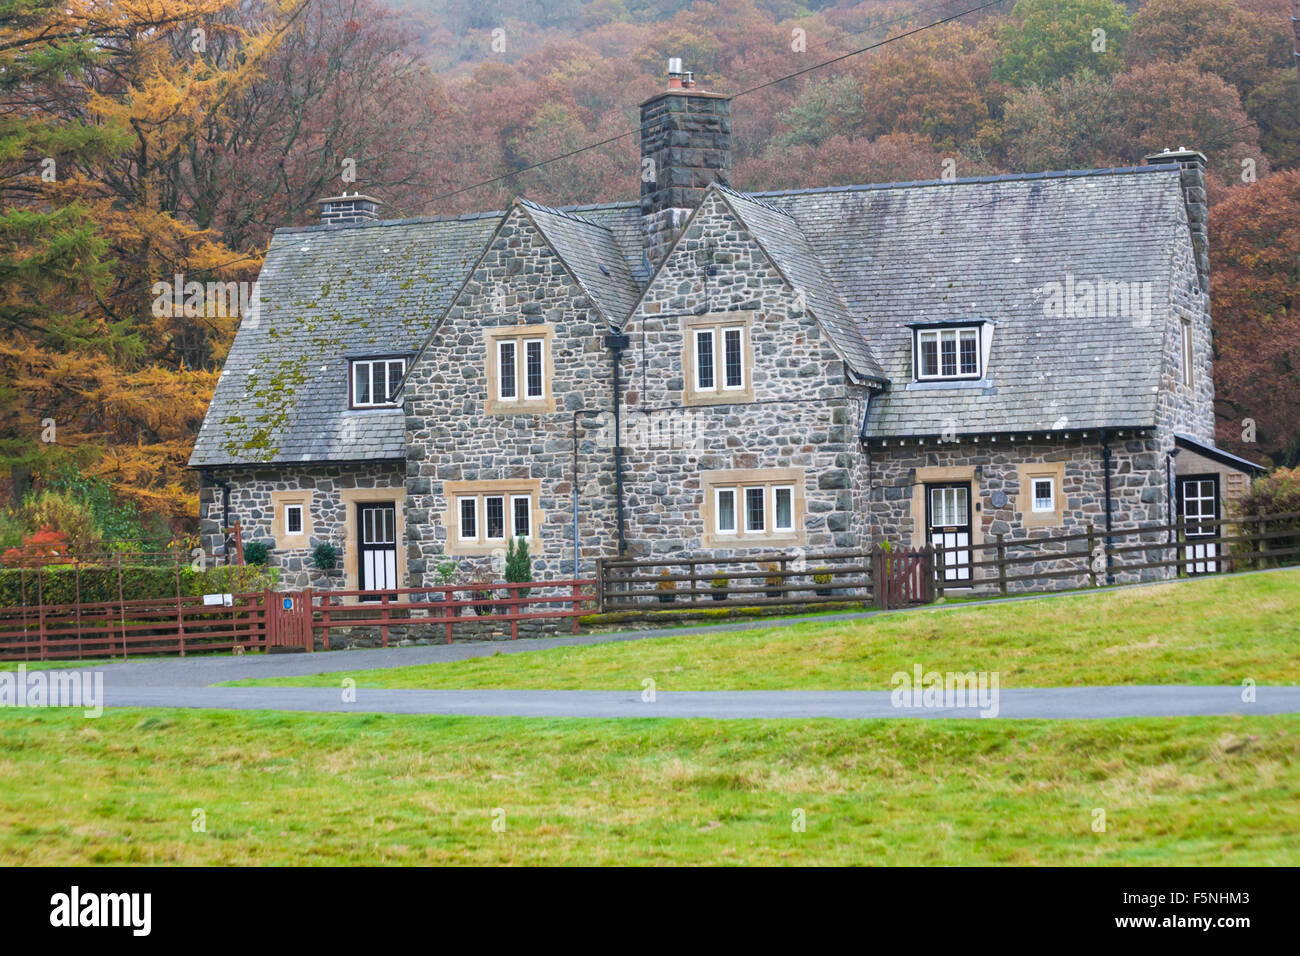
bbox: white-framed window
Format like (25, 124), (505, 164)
(773, 486), (794, 532)
(915, 327), (980, 381)
(511, 495), (531, 540)
(691, 324), (747, 395)
(484, 495), (506, 540)
(456, 492), (532, 544)
(494, 335), (547, 404)
(694, 329), (715, 391)
(1031, 477), (1055, 513)
(715, 487), (737, 534)
(284, 503), (304, 536)
(1181, 319), (1194, 387)
(457, 497), (477, 541)
(350, 356), (407, 408)
(744, 487), (766, 533)
(708, 479), (801, 543)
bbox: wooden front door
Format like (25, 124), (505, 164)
(1178, 474), (1220, 575)
(358, 502), (398, 596)
(927, 482), (972, 583)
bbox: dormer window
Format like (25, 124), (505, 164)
(914, 325), (982, 381)
(350, 356), (406, 409)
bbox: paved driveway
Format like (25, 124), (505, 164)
(98, 684), (1300, 719)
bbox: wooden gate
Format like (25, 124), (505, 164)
(872, 546), (935, 610)
(266, 590), (313, 652)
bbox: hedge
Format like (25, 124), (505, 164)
(0, 563), (280, 608)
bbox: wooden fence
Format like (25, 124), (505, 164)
(929, 511), (1300, 596)
(0, 592), (269, 661)
(596, 548), (877, 611)
(311, 580), (595, 648)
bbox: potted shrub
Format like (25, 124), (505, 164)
(710, 575), (729, 601)
(656, 568), (676, 604)
(243, 540), (270, 566)
(763, 562), (782, 599)
(471, 579), (495, 616)
(312, 542), (338, 573)
(812, 567), (833, 596)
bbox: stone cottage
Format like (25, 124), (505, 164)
(189, 62), (1263, 594)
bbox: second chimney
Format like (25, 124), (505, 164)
(639, 59), (731, 268)
(318, 191), (382, 227)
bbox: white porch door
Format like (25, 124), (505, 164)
(928, 483), (971, 583)
(1179, 476), (1220, 575)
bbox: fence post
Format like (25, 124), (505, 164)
(1175, 514), (1186, 578)
(36, 567), (47, 662)
(922, 544), (936, 603)
(443, 586), (454, 644)
(594, 557), (606, 614)
(689, 559), (699, 607)
(1087, 525), (1097, 588)
(117, 552), (127, 659)
(175, 562), (186, 657)
(303, 587), (314, 652)
(996, 533), (1007, 596)
(380, 591), (390, 647)
(872, 546), (887, 610)
(934, 539), (945, 600)
(572, 582), (583, 635)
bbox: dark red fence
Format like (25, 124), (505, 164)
(312, 579), (596, 648)
(0, 592), (269, 661)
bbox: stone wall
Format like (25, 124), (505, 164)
(864, 434), (1173, 591)
(622, 188), (871, 562)
(403, 204), (620, 583)
(199, 462), (406, 590)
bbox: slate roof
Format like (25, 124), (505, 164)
(192, 162), (1194, 467)
(714, 185), (886, 382)
(756, 165), (1189, 438)
(518, 200), (642, 325)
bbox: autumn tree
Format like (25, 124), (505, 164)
(995, 0), (1130, 88)
(1211, 169), (1300, 467)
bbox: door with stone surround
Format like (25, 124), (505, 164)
(926, 482), (972, 584)
(358, 502), (398, 597)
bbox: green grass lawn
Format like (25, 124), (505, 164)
(0, 707), (1294, 865)
(231, 570), (1300, 692)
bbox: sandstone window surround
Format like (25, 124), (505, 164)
(483, 324), (556, 415)
(1016, 461), (1066, 528)
(270, 490), (313, 550)
(442, 478), (543, 556)
(1180, 317), (1194, 387)
(681, 312), (755, 406)
(349, 355), (407, 409)
(700, 467), (805, 548)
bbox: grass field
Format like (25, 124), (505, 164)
(0, 708), (1295, 865)
(229, 570), (1300, 692)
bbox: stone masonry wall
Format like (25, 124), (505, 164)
(200, 462), (406, 590)
(865, 435), (1173, 591)
(403, 205), (620, 584)
(622, 189), (872, 572)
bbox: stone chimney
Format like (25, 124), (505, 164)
(640, 58), (732, 268)
(1144, 147), (1209, 293)
(317, 191), (382, 226)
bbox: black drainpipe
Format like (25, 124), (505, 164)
(1100, 430), (1114, 585)
(603, 332), (630, 555)
(199, 468), (232, 558)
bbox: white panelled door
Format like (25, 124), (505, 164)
(1179, 476), (1220, 575)
(358, 502), (398, 597)
(927, 483), (972, 583)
